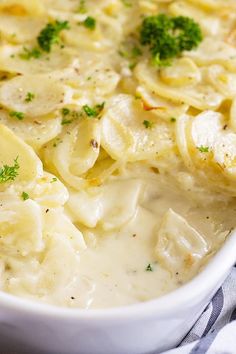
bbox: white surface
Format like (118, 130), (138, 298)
(0, 232), (235, 354)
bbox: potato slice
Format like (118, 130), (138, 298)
(135, 61), (223, 110)
(176, 111), (236, 193)
(67, 179), (142, 229)
(48, 119), (101, 190)
(0, 15), (45, 44)
(0, 110), (62, 151)
(188, 38), (236, 72)
(160, 58), (201, 87)
(0, 0), (45, 16)
(0, 74), (66, 117)
(208, 65), (236, 99)
(0, 199), (43, 256)
(0, 46), (76, 75)
(155, 209), (208, 281)
(101, 94), (175, 162)
(0, 124), (43, 183)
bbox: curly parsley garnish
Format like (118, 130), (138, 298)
(37, 21), (70, 52)
(140, 14), (202, 67)
(0, 157), (19, 183)
(9, 111), (24, 120)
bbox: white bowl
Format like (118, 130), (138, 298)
(0, 231), (236, 354)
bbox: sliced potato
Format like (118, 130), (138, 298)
(0, 199), (43, 256)
(176, 111), (236, 193)
(208, 65), (236, 99)
(0, 46), (76, 75)
(0, 15), (45, 44)
(160, 58), (201, 86)
(0, 110), (62, 150)
(135, 61), (224, 110)
(0, 74), (66, 117)
(135, 86), (188, 122)
(47, 119), (101, 190)
(0, 124), (43, 183)
(101, 94), (175, 162)
(155, 208), (208, 281)
(0, 0), (45, 16)
(188, 38), (236, 72)
(67, 179), (142, 229)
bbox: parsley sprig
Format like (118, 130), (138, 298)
(0, 157), (20, 183)
(140, 14), (203, 67)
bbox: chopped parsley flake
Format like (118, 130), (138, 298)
(25, 92), (35, 103)
(61, 107), (70, 116)
(50, 177), (57, 183)
(37, 20), (70, 52)
(146, 264), (153, 272)
(143, 120), (153, 129)
(197, 145), (209, 153)
(61, 107), (82, 125)
(19, 47), (42, 60)
(83, 102), (105, 118)
(170, 117), (176, 122)
(0, 157), (19, 183)
(21, 191), (29, 201)
(61, 118), (73, 125)
(83, 16), (96, 30)
(9, 111), (24, 120)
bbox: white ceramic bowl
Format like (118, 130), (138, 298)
(0, 231), (236, 354)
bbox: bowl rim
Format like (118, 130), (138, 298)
(0, 230), (235, 321)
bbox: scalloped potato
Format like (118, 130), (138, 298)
(0, 0), (235, 309)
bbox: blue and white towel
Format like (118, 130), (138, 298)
(164, 266), (236, 354)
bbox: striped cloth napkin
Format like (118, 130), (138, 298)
(163, 266), (236, 354)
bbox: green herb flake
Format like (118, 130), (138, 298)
(9, 111), (24, 120)
(83, 16), (96, 30)
(140, 14), (203, 67)
(143, 120), (153, 129)
(21, 191), (29, 201)
(83, 102), (105, 118)
(197, 145), (209, 153)
(19, 47), (42, 60)
(0, 157), (19, 184)
(61, 107), (70, 116)
(37, 20), (70, 53)
(25, 92), (35, 103)
(50, 177), (57, 183)
(146, 264), (153, 272)
(170, 117), (176, 122)
(61, 118), (73, 125)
